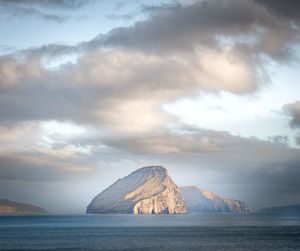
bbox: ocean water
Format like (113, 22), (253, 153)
(0, 214), (299, 250)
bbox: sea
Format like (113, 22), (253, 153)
(0, 214), (299, 250)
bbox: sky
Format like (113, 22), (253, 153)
(0, 0), (300, 213)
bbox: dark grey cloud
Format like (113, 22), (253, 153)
(99, 0), (300, 61)
(106, 2), (181, 21)
(284, 101), (300, 146)
(3, 0), (300, 58)
(268, 135), (289, 146)
(0, 6), (70, 23)
(141, 2), (182, 14)
(296, 135), (300, 146)
(6, 0), (299, 75)
(0, 0), (92, 22)
(21, 0), (299, 58)
(255, 0), (300, 20)
(106, 11), (140, 21)
(0, 0), (92, 9)
(284, 101), (300, 128)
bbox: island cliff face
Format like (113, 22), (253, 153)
(87, 166), (187, 214)
(180, 186), (250, 213)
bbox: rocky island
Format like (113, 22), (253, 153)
(0, 199), (47, 215)
(87, 166), (250, 214)
(87, 166), (187, 214)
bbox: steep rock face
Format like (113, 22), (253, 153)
(87, 166), (187, 214)
(180, 186), (250, 213)
(224, 198), (250, 213)
(0, 199), (47, 215)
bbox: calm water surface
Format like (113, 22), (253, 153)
(0, 214), (299, 250)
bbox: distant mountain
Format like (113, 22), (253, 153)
(87, 166), (187, 214)
(0, 199), (47, 215)
(257, 204), (300, 215)
(180, 186), (250, 213)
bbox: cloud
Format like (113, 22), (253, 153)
(0, 121), (94, 184)
(103, 129), (220, 154)
(99, 0), (299, 61)
(0, 47), (260, 130)
(255, 0), (300, 20)
(0, 0), (92, 22)
(0, 45), (19, 54)
(268, 135), (289, 145)
(0, 153), (93, 182)
(0, 0), (92, 9)
(296, 135), (300, 146)
(4, 6), (70, 23)
(17, 0), (299, 59)
(284, 101), (300, 128)
(284, 101), (300, 146)
(0, 56), (45, 87)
